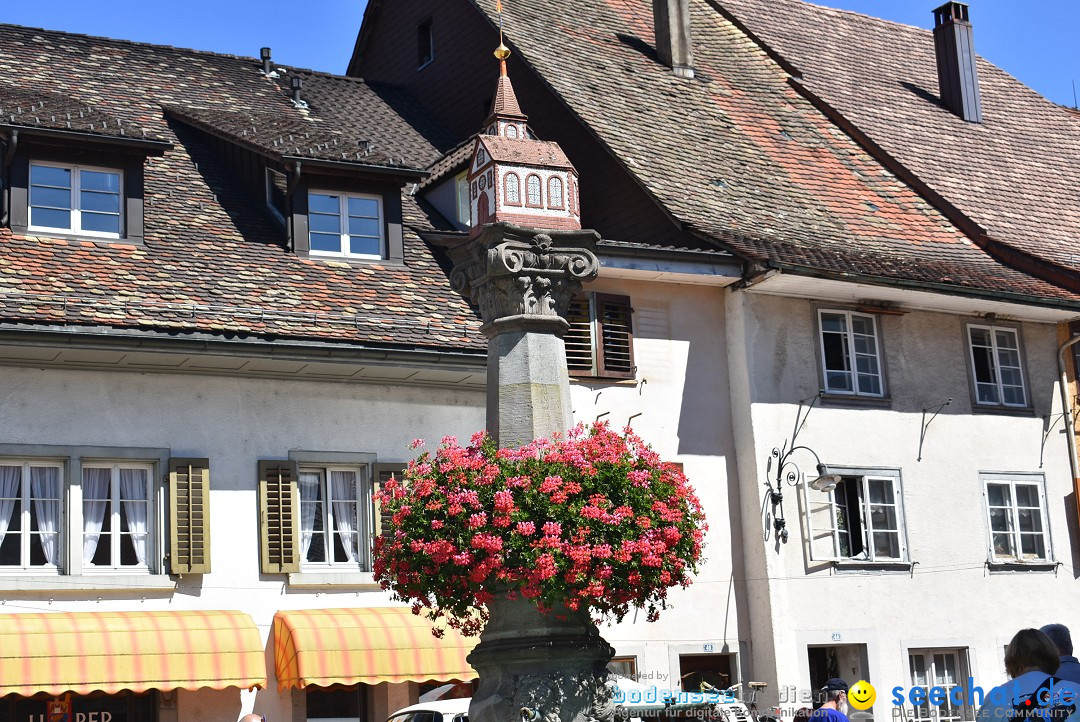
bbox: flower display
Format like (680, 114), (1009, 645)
(373, 422), (707, 636)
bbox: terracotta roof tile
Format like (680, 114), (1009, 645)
(0, 23), (484, 351)
(468, 0), (1080, 304)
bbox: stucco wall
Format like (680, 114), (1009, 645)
(728, 290), (1080, 719)
(570, 277), (746, 689)
(0, 366), (486, 722)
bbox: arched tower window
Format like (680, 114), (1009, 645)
(526, 174), (542, 207)
(547, 177), (564, 209)
(505, 173), (521, 205)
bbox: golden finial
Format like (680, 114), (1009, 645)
(494, 0), (510, 62)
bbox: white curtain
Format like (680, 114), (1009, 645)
(82, 468), (111, 563)
(0, 466), (20, 550)
(30, 467), (60, 566)
(331, 471), (358, 563)
(298, 472), (321, 560)
(120, 468), (148, 565)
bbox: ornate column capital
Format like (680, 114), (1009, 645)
(448, 223), (601, 328)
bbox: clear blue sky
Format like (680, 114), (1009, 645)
(4, 1), (1078, 107)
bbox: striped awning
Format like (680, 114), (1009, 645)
(0, 610), (267, 697)
(273, 607), (477, 689)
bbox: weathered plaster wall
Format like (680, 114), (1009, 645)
(0, 366), (486, 722)
(571, 277), (747, 689)
(728, 290), (1080, 719)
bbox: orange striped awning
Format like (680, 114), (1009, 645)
(0, 610), (267, 697)
(273, 607), (477, 689)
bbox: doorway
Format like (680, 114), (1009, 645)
(679, 653), (734, 692)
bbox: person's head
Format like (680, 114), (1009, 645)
(239, 714), (264, 722)
(1039, 624), (1074, 658)
(1004, 629), (1061, 678)
(822, 679), (849, 714)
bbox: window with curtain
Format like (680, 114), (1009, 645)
(0, 462), (62, 570)
(298, 466), (367, 570)
(82, 464), (151, 570)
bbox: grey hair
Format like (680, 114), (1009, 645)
(826, 690), (845, 703)
(1040, 624), (1073, 657)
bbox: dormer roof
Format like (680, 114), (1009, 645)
(475, 136), (575, 171)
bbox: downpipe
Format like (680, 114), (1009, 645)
(1056, 333), (1080, 527)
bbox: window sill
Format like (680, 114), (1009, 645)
(986, 560), (1058, 573)
(0, 574), (177, 592)
(970, 404), (1036, 417)
(287, 571), (382, 589)
(299, 252), (404, 268)
(819, 393), (892, 408)
(832, 560), (912, 574)
(569, 375), (638, 385)
(15, 228), (141, 247)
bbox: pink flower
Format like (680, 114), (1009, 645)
(542, 521), (562, 537)
(515, 521), (536, 535)
(409, 438), (426, 449)
(468, 512), (488, 529)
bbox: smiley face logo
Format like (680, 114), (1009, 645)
(847, 680), (876, 710)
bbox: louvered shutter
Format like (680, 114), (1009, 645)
(565, 295), (595, 375)
(596, 294), (635, 378)
(372, 463), (406, 541)
(168, 458), (211, 574)
(259, 460), (300, 574)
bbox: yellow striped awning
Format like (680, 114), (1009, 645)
(273, 607), (477, 689)
(0, 610), (267, 697)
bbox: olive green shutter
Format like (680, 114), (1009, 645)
(259, 460), (300, 574)
(168, 458), (211, 574)
(372, 463), (406, 540)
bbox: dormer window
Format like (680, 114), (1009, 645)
(417, 19), (434, 69)
(505, 125), (519, 139)
(308, 191), (384, 259)
(29, 162), (122, 238)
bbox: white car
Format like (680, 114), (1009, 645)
(387, 698), (470, 722)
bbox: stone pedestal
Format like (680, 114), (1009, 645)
(467, 593), (615, 722)
(449, 222), (600, 445)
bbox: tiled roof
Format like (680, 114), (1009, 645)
(717, 0), (1080, 280)
(0, 24), (484, 351)
(490, 73), (526, 119)
(0, 86), (168, 144)
(468, 0), (1080, 305)
(421, 135), (477, 190)
(478, 136), (575, 170)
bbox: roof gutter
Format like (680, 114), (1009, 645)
(0, 124), (172, 153)
(280, 154), (428, 181)
(1057, 334), (1080, 534)
(761, 260), (1080, 313)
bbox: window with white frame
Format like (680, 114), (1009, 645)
(803, 471), (908, 562)
(82, 464), (153, 570)
(982, 474), (1052, 562)
(818, 310), (885, 396)
(908, 649), (973, 722)
(967, 325), (1027, 407)
(307, 192), (384, 259)
(298, 465), (370, 570)
(455, 171), (471, 226)
(29, 162), (123, 237)
(0, 461), (63, 570)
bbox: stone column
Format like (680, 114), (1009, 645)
(449, 222), (613, 722)
(449, 222), (600, 448)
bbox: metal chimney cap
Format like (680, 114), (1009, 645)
(260, 47), (272, 60)
(933, 2), (970, 26)
(290, 76), (303, 90)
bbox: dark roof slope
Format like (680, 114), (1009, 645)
(466, 0), (1080, 306)
(0, 24), (483, 351)
(717, 0), (1080, 278)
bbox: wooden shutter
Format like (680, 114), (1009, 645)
(565, 295), (595, 375)
(168, 458), (211, 575)
(259, 460), (300, 574)
(596, 293), (635, 378)
(372, 463), (406, 541)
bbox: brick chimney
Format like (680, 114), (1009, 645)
(933, 2), (982, 122)
(654, 0), (694, 79)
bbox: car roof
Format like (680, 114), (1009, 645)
(387, 698), (471, 720)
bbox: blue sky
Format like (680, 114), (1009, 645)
(4, 1), (1078, 107)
